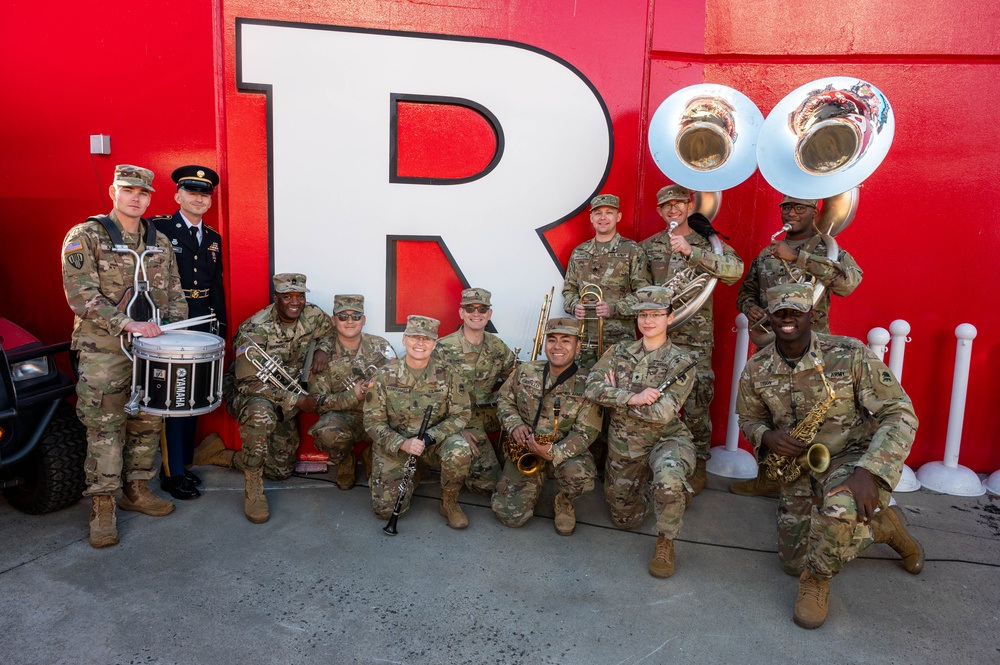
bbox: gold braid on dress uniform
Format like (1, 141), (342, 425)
(762, 356), (833, 483)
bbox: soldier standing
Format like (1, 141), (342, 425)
(641, 184), (744, 495)
(731, 194), (863, 498)
(364, 316), (473, 529)
(433, 287), (515, 495)
(151, 165), (226, 500)
(308, 294), (396, 490)
(736, 284), (923, 629)
(213, 273), (332, 523)
(62, 164), (188, 548)
(585, 286), (696, 578)
(562, 194), (650, 371)
(492, 318), (601, 535)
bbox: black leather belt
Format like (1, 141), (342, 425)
(183, 288), (210, 299)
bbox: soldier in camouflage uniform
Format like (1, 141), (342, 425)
(732, 194), (863, 499)
(62, 164), (188, 548)
(493, 318), (601, 535)
(585, 286), (697, 579)
(736, 283), (923, 629)
(222, 273), (333, 523)
(641, 184), (744, 495)
(433, 287), (516, 495)
(364, 315), (473, 529)
(562, 194), (650, 371)
(308, 294), (396, 490)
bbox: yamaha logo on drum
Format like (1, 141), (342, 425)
(174, 367), (189, 408)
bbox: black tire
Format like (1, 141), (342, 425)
(3, 400), (87, 514)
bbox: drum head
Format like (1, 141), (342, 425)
(133, 330), (225, 360)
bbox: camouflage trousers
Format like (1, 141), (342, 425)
(673, 342), (713, 459)
(309, 410), (369, 466)
(465, 406), (502, 495)
(227, 394), (300, 480)
(777, 451), (886, 580)
(491, 452), (596, 527)
(370, 434), (472, 519)
(76, 350), (161, 495)
(605, 438), (694, 538)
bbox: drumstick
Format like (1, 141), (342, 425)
(132, 314), (217, 337)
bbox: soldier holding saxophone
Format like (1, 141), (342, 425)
(736, 284), (923, 630)
(492, 318), (601, 536)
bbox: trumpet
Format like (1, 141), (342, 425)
(502, 397), (560, 476)
(530, 287), (554, 361)
(244, 341), (306, 396)
(579, 283), (604, 357)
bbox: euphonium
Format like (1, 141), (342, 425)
(579, 283), (604, 357)
(502, 397), (560, 476)
(762, 357), (833, 483)
(244, 341), (306, 396)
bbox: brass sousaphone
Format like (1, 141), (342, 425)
(752, 77), (895, 344)
(648, 84), (765, 329)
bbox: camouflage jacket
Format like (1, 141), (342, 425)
(585, 340), (696, 458)
(62, 211), (187, 353)
(310, 332), (397, 415)
(735, 235), (862, 334)
(231, 303), (334, 412)
(736, 332), (918, 490)
(641, 230), (743, 348)
(433, 326), (516, 407)
(562, 233), (651, 340)
(496, 361), (601, 466)
(363, 357), (471, 456)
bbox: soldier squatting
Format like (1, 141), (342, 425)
(62, 166), (923, 630)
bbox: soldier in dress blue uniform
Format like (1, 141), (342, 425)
(151, 165), (226, 500)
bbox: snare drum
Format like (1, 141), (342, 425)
(130, 330), (225, 417)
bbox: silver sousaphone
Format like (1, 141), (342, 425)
(648, 83), (764, 329)
(751, 77), (894, 344)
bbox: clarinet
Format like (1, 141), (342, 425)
(383, 405), (434, 536)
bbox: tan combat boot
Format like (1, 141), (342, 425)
(689, 458), (707, 496)
(335, 452), (356, 490)
(193, 433), (235, 467)
(360, 446), (373, 480)
(89, 495), (119, 548)
(553, 492), (576, 536)
(649, 535), (675, 578)
(244, 468), (270, 524)
(794, 571), (830, 629)
(729, 467), (780, 499)
(439, 488), (468, 529)
(871, 505), (925, 574)
(119, 480), (175, 516)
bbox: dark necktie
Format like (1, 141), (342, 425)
(190, 225), (200, 246)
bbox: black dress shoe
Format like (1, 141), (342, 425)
(185, 469), (202, 487)
(160, 474), (201, 500)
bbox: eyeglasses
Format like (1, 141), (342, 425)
(463, 305), (490, 314)
(637, 311), (670, 320)
(660, 201), (687, 210)
(336, 313), (363, 321)
(779, 204), (811, 214)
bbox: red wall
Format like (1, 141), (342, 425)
(3, 0), (999, 472)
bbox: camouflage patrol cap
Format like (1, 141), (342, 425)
(333, 294), (364, 314)
(545, 317), (583, 337)
(766, 283), (814, 313)
(113, 164), (155, 192)
(780, 195), (818, 209)
(632, 285), (676, 312)
(172, 165), (219, 194)
(404, 315), (440, 339)
(460, 287), (492, 306)
(656, 184), (691, 205)
(590, 194), (620, 210)
(272, 273), (309, 294)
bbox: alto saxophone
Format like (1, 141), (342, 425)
(762, 357), (834, 483)
(503, 397), (560, 476)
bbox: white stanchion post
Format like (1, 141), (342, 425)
(867, 327), (889, 362)
(875, 322), (919, 491)
(707, 313), (758, 479)
(916, 323), (985, 496)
